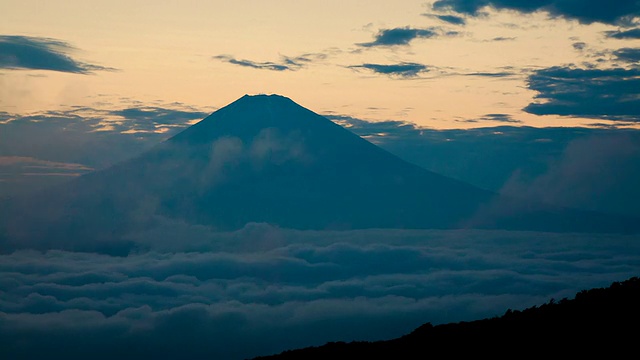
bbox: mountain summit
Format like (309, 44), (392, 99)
(127, 93), (496, 230)
(1, 94), (637, 253)
(170, 94), (336, 143)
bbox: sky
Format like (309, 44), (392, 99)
(1, 0), (639, 130)
(2, 2), (640, 359)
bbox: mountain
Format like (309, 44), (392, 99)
(1, 94), (637, 254)
(252, 276), (640, 358)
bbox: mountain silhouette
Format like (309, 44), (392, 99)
(253, 276), (640, 359)
(1, 94), (637, 254)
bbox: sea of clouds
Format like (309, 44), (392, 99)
(2, 221), (639, 359)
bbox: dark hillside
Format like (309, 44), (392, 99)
(254, 276), (640, 358)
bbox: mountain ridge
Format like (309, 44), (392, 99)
(252, 276), (640, 359)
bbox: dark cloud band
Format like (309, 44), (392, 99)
(348, 63), (428, 78)
(524, 66), (640, 121)
(357, 27), (458, 47)
(0, 35), (114, 74)
(423, 13), (467, 25)
(605, 28), (640, 39)
(432, 0), (640, 26)
(613, 47), (640, 63)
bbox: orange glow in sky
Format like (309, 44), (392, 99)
(1, 0), (638, 129)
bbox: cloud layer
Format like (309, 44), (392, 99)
(0, 35), (113, 74)
(2, 223), (639, 359)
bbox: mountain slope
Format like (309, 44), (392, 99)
(1, 94), (637, 253)
(253, 276), (640, 359)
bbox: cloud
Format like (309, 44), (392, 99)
(357, 27), (458, 47)
(482, 113), (521, 123)
(214, 55), (290, 71)
(0, 156), (95, 197)
(0, 35), (114, 74)
(432, 0), (640, 26)
(0, 102), (208, 196)
(605, 27), (640, 39)
(489, 36), (516, 41)
(572, 42), (587, 51)
(523, 66), (640, 121)
(326, 116), (640, 215)
(0, 156), (92, 170)
(213, 53), (327, 71)
(326, 115), (422, 139)
(0, 156), (93, 178)
(108, 106), (209, 133)
(348, 62), (428, 78)
(412, 65), (518, 78)
(460, 113), (521, 123)
(613, 47), (640, 63)
(0, 103), (207, 158)
(196, 128), (309, 188)
(500, 134), (640, 216)
(1, 225), (639, 359)
(463, 71), (516, 77)
(423, 13), (467, 25)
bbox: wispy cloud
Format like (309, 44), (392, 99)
(0, 156), (93, 184)
(432, 0), (640, 26)
(423, 13), (467, 25)
(357, 27), (458, 47)
(463, 71), (516, 77)
(213, 55), (290, 71)
(605, 28), (640, 39)
(501, 134), (640, 215)
(456, 114), (522, 124)
(213, 52), (328, 71)
(108, 107), (209, 133)
(348, 62), (428, 78)
(572, 42), (587, 51)
(613, 47), (640, 63)
(490, 36), (516, 42)
(0, 156), (93, 170)
(479, 113), (522, 123)
(0, 35), (115, 74)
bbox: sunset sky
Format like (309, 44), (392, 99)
(2, 0), (639, 130)
(2, 3), (640, 359)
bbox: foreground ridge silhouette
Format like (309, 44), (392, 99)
(253, 276), (640, 358)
